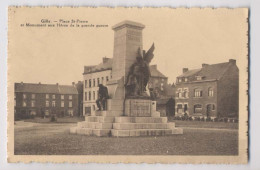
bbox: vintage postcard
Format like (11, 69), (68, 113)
(8, 7), (248, 164)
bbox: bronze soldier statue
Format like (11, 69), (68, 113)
(96, 84), (109, 110)
(125, 43), (155, 97)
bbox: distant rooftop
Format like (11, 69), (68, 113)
(83, 58), (167, 78)
(15, 82), (78, 94)
(177, 59), (237, 81)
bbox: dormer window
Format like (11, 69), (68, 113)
(179, 78), (182, 83)
(185, 78), (188, 82)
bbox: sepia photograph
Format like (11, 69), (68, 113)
(7, 7), (248, 163)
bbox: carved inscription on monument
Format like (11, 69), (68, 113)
(128, 99), (151, 117)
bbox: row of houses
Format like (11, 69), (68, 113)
(14, 82), (82, 119)
(14, 59), (239, 119)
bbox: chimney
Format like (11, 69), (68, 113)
(72, 82), (75, 86)
(183, 68), (188, 73)
(56, 83), (59, 86)
(229, 59), (236, 64)
(202, 63), (209, 67)
(103, 57), (109, 63)
(38, 82), (41, 85)
(21, 81), (23, 85)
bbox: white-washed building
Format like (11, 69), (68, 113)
(83, 57), (112, 115)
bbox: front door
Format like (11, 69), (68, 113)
(206, 104), (211, 117)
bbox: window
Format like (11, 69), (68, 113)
(68, 109), (73, 116)
(185, 78), (188, 82)
(46, 101), (49, 107)
(31, 100), (35, 107)
(93, 79), (96, 87)
(183, 89), (189, 98)
(160, 83), (164, 91)
(162, 78), (164, 82)
(178, 78), (182, 83)
(101, 77), (104, 84)
(61, 101), (64, 107)
(52, 94), (55, 99)
(85, 80), (88, 88)
(212, 104), (216, 111)
(93, 91), (96, 100)
(31, 94), (35, 99)
(194, 89), (202, 97)
(196, 76), (202, 81)
(176, 89), (182, 98)
(208, 87), (214, 97)
(23, 94), (27, 99)
(52, 101), (56, 107)
(23, 101), (26, 107)
(61, 95), (64, 100)
(97, 78), (100, 85)
(194, 104), (202, 114)
(45, 110), (49, 116)
(69, 101), (72, 107)
(89, 91), (91, 101)
(106, 76), (109, 82)
(85, 92), (87, 101)
(46, 94), (49, 99)
(89, 79), (92, 87)
(177, 104), (183, 114)
(93, 105), (95, 111)
(184, 104), (188, 113)
(69, 95), (72, 100)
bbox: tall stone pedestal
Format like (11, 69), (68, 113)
(70, 99), (183, 137)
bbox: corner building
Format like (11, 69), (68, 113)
(175, 59), (239, 118)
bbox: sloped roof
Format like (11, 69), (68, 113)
(177, 61), (235, 81)
(150, 65), (167, 78)
(58, 85), (78, 94)
(84, 58), (112, 74)
(177, 68), (201, 78)
(15, 83), (78, 94)
(196, 62), (231, 80)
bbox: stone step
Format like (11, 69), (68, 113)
(85, 116), (115, 123)
(113, 123), (176, 130)
(78, 122), (113, 129)
(115, 117), (168, 123)
(111, 128), (183, 137)
(70, 127), (111, 136)
(95, 110), (122, 117)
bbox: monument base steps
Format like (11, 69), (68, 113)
(70, 100), (183, 137)
(111, 128), (183, 137)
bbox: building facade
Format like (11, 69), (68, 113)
(175, 59), (239, 118)
(15, 82), (78, 119)
(83, 57), (112, 115)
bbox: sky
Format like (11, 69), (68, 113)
(9, 7), (248, 85)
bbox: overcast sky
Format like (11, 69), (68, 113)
(9, 7), (248, 85)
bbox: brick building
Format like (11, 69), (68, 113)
(83, 57), (172, 116)
(175, 59), (239, 118)
(14, 82), (78, 119)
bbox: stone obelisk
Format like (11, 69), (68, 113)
(111, 20), (145, 83)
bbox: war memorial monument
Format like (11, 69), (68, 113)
(70, 20), (183, 137)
